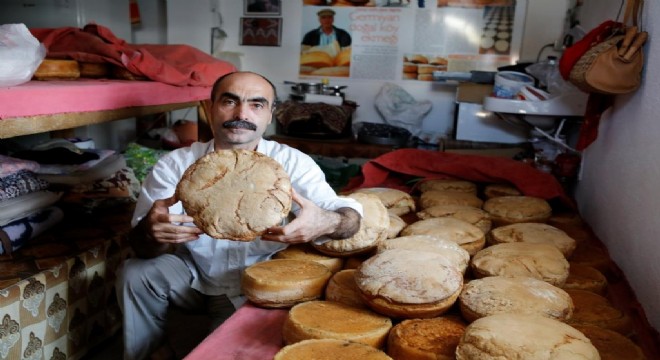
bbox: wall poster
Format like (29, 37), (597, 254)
(299, 0), (526, 81)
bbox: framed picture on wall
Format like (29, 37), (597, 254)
(244, 0), (281, 16)
(240, 17), (282, 46)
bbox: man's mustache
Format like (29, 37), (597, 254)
(222, 120), (257, 131)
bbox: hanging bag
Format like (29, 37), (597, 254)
(560, 0), (647, 95)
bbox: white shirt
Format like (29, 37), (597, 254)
(132, 139), (362, 306)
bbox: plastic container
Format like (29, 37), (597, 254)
(493, 71), (535, 99)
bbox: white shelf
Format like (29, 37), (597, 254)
(482, 91), (588, 117)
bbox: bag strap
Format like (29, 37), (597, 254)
(623, 0), (643, 27)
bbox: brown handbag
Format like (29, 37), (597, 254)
(568, 0), (648, 95)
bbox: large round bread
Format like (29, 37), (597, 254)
(419, 190), (483, 209)
(416, 205), (492, 235)
(562, 263), (608, 294)
(458, 276), (574, 323)
(33, 59), (80, 80)
(313, 193), (389, 257)
(300, 51), (334, 68)
(482, 195), (552, 226)
(273, 243), (344, 273)
(417, 179), (477, 194)
(324, 269), (366, 309)
(400, 217), (485, 256)
(470, 242), (570, 286)
(282, 300), (392, 348)
(483, 183), (521, 199)
(176, 150), (292, 241)
(387, 316), (467, 360)
(355, 249), (464, 319)
(572, 324), (646, 360)
(386, 213), (406, 239)
(352, 187), (416, 216)
(241, 259), (331, 308)
(274, 339), (393, 360)
(488, 223), (577, 258)
(565, 289), (633, 335)
(455, 313), (600, 359)
(377, 235), (470, 274)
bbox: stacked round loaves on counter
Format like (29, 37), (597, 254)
(239, 178), (649, 359)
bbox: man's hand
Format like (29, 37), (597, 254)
(261, 189), (361, 244)
(130, 195), (203, 258)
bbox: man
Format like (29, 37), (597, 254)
(302, 8), (352, 48)
(116, 71), (362, 360)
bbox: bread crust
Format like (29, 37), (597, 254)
(572, 324), (646, 360)
(562, 263), (608, 294)
(418, 179), (477, 194)
(458, 276), (574, 323)
(455, 314), (600, 359)
(33, 59), (80, 80)
(483, 195), (552, 226)
(377, 235), (470, 274)
(273, 243), (344, 273)
(488, 223), (577, 258)
(416, 205), (492, 235)
(355, 249), (463, 319)
(565, 289), (634, 335)
(470, 243), (570, 286)
(313, 193), (389, 257)
(275, 339), (393, 360)
(176, 149), (292, 241)
(387, 316), (467, 360)
(282, 300), (392, 348)
(324, 269), (366, 309)
(241, 259), (331, 308)
(400, 217), (486, 256)
(419, 190), (483, 210)
(352, 187), (416, 216)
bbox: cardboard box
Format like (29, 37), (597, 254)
(456, 83), (494, 104)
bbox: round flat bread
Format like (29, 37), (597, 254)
(355, 249), (463, 319)
(459, 276), (574, 322)
(352, 187), (415, 216)
(470, 243), (570, 286)
(455, 314), (599, 359)
(313, 193), (389, 257)
(487, 223), (577, 258)
(176, 149), (292, 241)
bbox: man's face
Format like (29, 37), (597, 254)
(319, 15), (334, 30)
(210, 72), (275, 150)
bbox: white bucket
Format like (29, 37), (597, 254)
(493, 71), (535, 99)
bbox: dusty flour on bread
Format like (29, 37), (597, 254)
(176, 149), (292, 241)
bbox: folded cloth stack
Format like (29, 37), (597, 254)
(11, 139), (140, 212)
(0, 155), (63, 255)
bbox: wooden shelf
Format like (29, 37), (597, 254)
(0, 101), (199, 139)
(0, 79), (211, 139)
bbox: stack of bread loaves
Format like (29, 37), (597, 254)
(173, 155), (648, 360)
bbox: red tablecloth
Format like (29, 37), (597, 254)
(184, 303), (288, 360)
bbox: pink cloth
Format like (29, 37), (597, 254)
(0, 79), (210, 120)
(184, 303), (288, 360)
(31, 24), (237, 87)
